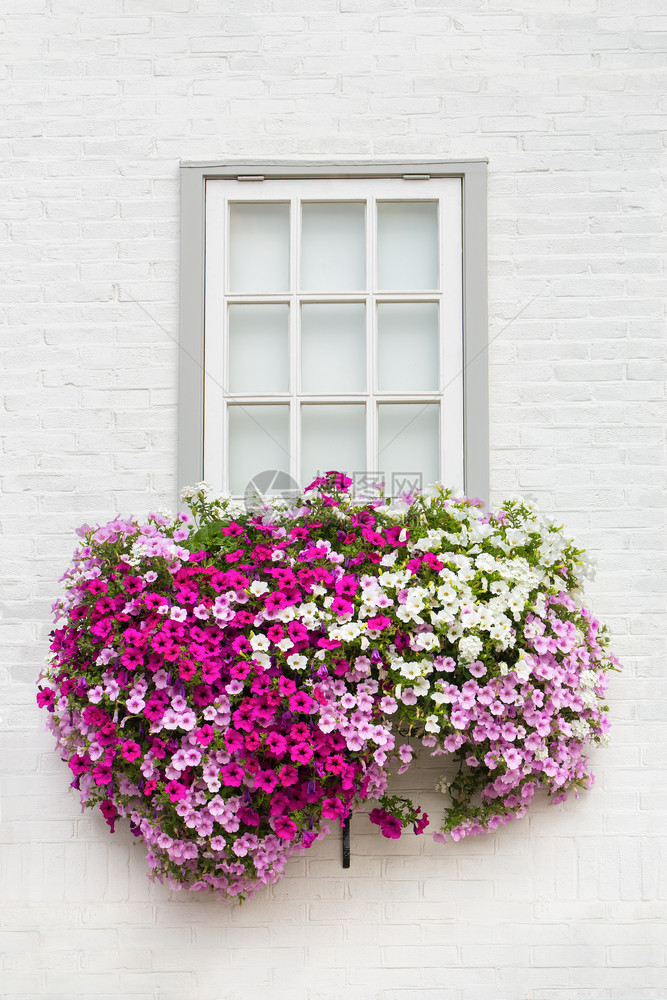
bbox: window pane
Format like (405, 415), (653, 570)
(377, 201), (438, 291)
(301, 202), (365, 291)
(377, 302), (439, 392)
(228, 304), (289, 393)
(228, 405), (289, 495)
(378, 403), (439, 493)
(301, 404), (366, 488)
(229, 203), (289, 293)
(301, 303), (366, 394)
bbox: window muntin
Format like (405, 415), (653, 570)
(204, 176), (463, 498)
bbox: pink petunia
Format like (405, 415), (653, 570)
(289, 692), (314, 714)
(277, 764), (299, 787)
(273, 816), (298, 840)
(194, 724), (214, 747)
(503, 748), (522, 770)
(99, 799), (117, 832)
(254, 770), (279, 794)
(164, 780), (188, 802)
(121, 741), (142, 762)
(36, 688), (55, 711)
(219, 763), (244, 787)
(322, 797), (346, 820)
(289, 742), (313, 765)
(266, 732), (287, 758)
(367, 615), (391, 631)
(125, 694), (146, 714)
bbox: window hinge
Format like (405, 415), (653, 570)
(237, 174), (265, 182)
(402, 173), (431, 180)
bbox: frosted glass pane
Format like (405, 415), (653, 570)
(301, 303), (366, 393)
(301, 404), (366, 488)
(228, 304), (289, 394)
(228, 405), (289, 495)
(229, 203), (289, 293)
(377, 202), (438, 291)
(301, 202), (365, 291)
(378, 303), (439, 392)
(378, 403), (439, 493)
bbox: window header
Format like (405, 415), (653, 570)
(181, 159), (488, 180)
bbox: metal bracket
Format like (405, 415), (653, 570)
(342, 815), (351, 868)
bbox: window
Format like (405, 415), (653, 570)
(179, 162), (488, 502)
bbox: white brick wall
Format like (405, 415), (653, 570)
(1, 2), (665, 997)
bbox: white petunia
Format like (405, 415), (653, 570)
(329, 621), (364, 642)
(396, 605), (423, 624)
(458, 634), (483, 662)
(276, 606), (297, 622)
(412, 630), (440, 651)
(249, 633), (270, 652)
(571, 719), (591, 740)
(413, 528), (445, 552)
(380, 550), (399, 567)
(251, 652), (271, 670)
(580, 689), (598, 709)
(399, 661), (423, 681)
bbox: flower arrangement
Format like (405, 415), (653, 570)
(37, 473), (618, 901)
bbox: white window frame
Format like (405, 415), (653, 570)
(178, 161), (488, 502)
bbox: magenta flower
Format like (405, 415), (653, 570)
(369, 808), (402, 839)
(273, 816), (298, 840)
(121, 741), (142, 763)
(254, 770), (279, 794)
(99, 799), (117, 832)
(367, 615), (391, 632)
(220, 763), (244, 787)
(289, 692), (315, 714)
(164, 780), (187, 802)
(290, 743), (314, 765)
(266, 732), (287, 758)
(36, 687), (55, 711)
(265, 592), (288, 615)
(277, 764), (299, 787)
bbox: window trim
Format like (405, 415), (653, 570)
(178, 160), (488, 502)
